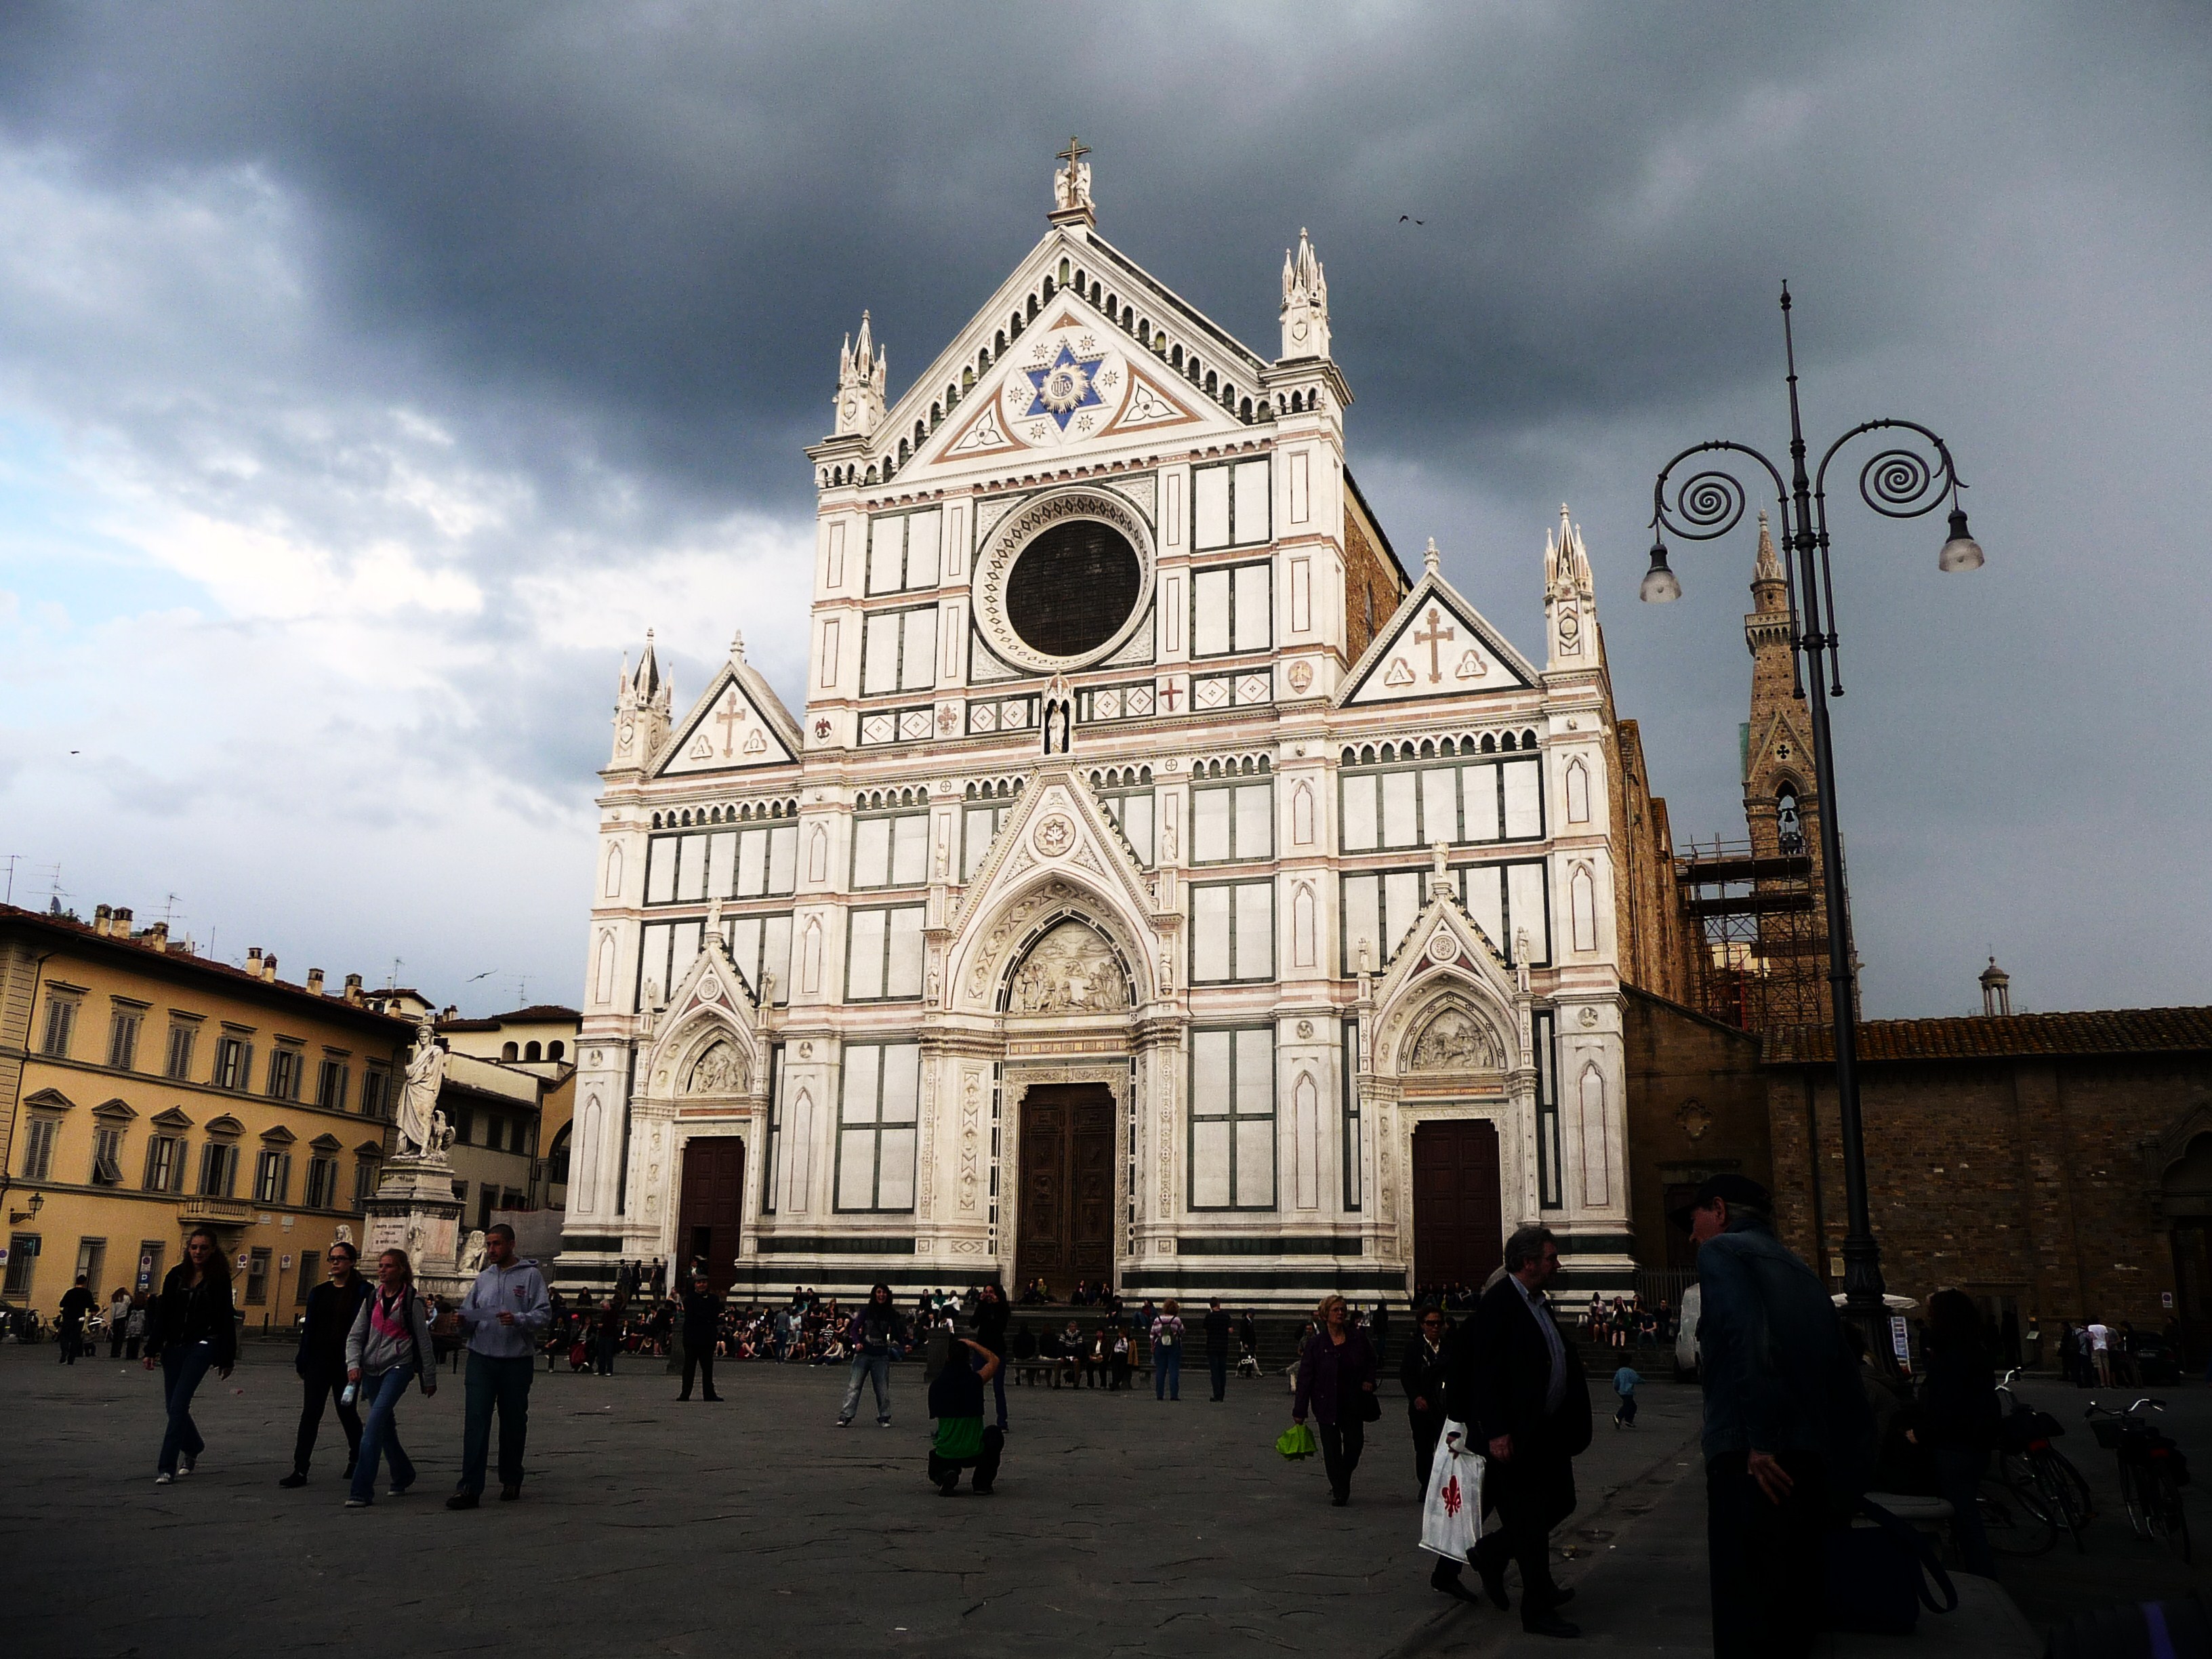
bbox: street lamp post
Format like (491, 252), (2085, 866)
(1641, 285), (1983, 1355)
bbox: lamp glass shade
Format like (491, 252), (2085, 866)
(1938, 508), (1984, 573)
(1639, 545), (1682, 603)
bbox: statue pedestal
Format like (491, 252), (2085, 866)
(364, 1155), (470, 1302)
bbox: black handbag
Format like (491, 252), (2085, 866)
(1822, 1496), (1958, 1635)
(1358, 1388), (1383, 1422)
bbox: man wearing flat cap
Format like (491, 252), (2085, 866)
(1677, 1174), (1867, 1658)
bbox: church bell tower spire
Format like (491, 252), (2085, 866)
(608, 628), (672, 773)
(1279, 227), (1330, 360)
(834, 311), (886, 439)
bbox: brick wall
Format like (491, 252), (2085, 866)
(1766, 1051), (2212, 1328)
(1340, 498), (1401, 664)
(1622, 988), (1770, 1271)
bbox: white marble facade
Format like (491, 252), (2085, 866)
(560, 156), (1637, 1305)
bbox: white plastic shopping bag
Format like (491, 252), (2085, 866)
(1419, 1418), (1485, 1559)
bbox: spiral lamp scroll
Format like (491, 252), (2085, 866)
(1666, 467), (1748, 542)
(1858, 445), (1944, 520)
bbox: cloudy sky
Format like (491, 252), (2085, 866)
(0, 2), (2204, 1019)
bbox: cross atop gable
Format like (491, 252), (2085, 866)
(1340, 561), (1537, 707)
(655, 640), (802, 778)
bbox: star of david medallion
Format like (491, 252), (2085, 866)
(1023, 344), (1105, 430)
(1033, 815), (1076, 857)
(699, 972), (722, 1002)
(1427, 929), (1458, 964)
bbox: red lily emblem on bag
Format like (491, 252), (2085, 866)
(1441, 1475), (1462, 1518)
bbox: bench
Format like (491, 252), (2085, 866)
(1010, 1359), (1153, 1389)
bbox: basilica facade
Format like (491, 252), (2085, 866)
(558, 154), (1682, 1304)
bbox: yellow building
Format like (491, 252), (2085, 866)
(0, 902), (413, 1330)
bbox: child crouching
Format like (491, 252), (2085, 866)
(927, 1332), (1004, 1496)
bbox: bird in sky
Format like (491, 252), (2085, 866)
(1399, 214), (1425, 226)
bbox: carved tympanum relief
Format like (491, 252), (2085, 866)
(1008, 921), (1130, 1015)
(686, 1041), (744, 1096)
(1407, 1006), (1504, 1072)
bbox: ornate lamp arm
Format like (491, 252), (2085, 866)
(1649, 438), (1792, 544)
(1645, 440), (1807, 694)
(1805, 419), (1967, 693)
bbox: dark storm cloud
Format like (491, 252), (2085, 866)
(1, 1), (2206, 1014)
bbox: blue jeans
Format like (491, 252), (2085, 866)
(840, 1351), (893, 1422)
(159, 1343), (215, 1474)
(460, 1351), (533, 1495)
(1154, 1345), (1181, 1399)
(350, 1367), (418, 1502)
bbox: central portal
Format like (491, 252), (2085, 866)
(1014, 1083), (1116, 1292)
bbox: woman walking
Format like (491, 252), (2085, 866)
(107, 1288), (131, 1359)
(142, 1227), (237, 1483)
(343, 1248), (438, 1508)
(1290, 1294), (1379, 1506)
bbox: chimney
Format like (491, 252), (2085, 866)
(147, 920), (169, 953)
(115, 907), (133, 936)
(262, 954), (279, 983)
(94, 903), (113, 936)
(343, 972), (364, 1005)
(306, 968), (325, 996)
(245, 947), (263, 976)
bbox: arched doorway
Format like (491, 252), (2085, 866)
(1412, 1119), (1502, 1295)
(2165, 1131), (2212, 1364)
(676, 1137), (746, 1296)
(1013, 1084), (1116, 1294)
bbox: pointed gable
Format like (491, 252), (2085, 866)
(921, 268), (1253, 473)
(946, 762), (1170, 1011)
(1339, 550), (1538, 708)
(655, 637), (801, 777)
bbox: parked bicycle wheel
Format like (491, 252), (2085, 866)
(1979, 1473), (2060, 1557)
(2144, 1465), (2192, 1564)
(2048, 1447), (2095, 1526)
(2023, 1452), (2090, 1551)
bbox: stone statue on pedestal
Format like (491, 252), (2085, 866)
(396, 1013), (449, 1160)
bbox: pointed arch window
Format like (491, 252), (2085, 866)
(1776, 786), (1806, 856)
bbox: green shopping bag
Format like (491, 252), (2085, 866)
(1275, 1421), (1318, 1460)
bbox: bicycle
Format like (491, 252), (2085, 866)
(1996, 1366), (2091, 1549)
(1976, 1466), (2062, 1556)
(2087, 1397), (2191, 1563)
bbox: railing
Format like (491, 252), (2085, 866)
(1635, 1267), (1697, 1308)
(178, 1196), (254, 1225)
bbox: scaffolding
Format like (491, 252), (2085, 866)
(1673, 836), (1829, 1032)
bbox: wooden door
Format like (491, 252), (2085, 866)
(1412, 1118), (1503, 1292)
(675, 1136), (746, 1295)
(1015, 1084), (1117, 1294)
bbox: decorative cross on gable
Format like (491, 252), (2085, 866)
(1414, 607), (1455, 684)
(714, 690), (747, 758)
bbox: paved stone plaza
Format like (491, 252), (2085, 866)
(9, 1342), (1708, 1659)
(12, 1345), (2207, 1658)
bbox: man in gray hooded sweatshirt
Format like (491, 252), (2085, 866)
(446, 1224), (551, 1510)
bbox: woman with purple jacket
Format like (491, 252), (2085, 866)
(1291, 1294), (1380, 1506)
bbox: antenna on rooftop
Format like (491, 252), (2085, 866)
(387, 958), (404, 989)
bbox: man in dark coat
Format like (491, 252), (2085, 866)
(1681, 1173), (1867, 1658)
(1436, 1225), (1590, 1637)
(1202, 1298), (1233, 1401)
(280, 1241), (371, 1486)
(1401, 1304), (1451, 1491)
(676, 1272), (724, 1401)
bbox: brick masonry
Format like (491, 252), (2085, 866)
(1761, 1021), (2212, 1333)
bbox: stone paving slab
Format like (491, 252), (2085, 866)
(3, 1344), (1705, 1659)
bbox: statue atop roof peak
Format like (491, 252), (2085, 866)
(1050, 136), (1094, 227)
